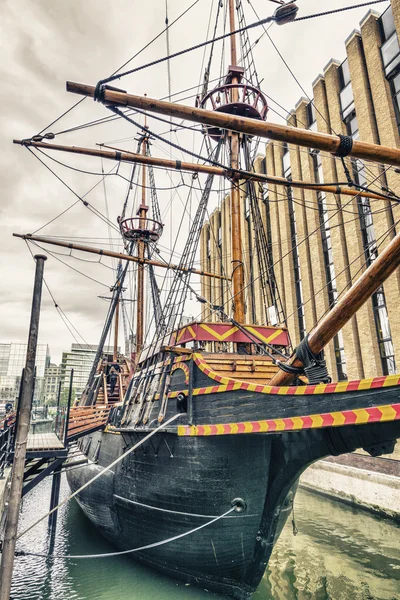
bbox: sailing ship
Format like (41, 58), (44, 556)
(13, 1), (400, 598)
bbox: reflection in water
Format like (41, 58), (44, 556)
(257, 489), (399, 600)
(11, 477), (400, 600)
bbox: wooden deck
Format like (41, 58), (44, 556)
(27, 432), (65, 451)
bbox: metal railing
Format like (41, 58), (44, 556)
(0, 414), (16, 478)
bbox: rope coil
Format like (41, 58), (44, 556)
(276, 336), (331, 384)
(334, 134), (354, 158)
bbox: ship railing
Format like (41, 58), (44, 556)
(118, 372), (124, 403)
(66, 406), (111, 442)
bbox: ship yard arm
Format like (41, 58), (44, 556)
(12, 234), (230, 282)
(65, 82), (400, 168)
(14, 137), (398, 204)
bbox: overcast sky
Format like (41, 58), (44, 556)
(1, 0), (390, 364)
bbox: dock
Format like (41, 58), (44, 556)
(27, 432), (65, 452)
(0, 403), (110, 506)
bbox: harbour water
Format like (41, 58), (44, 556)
(11, 476), (400, 600)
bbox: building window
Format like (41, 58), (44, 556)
(339, 59), (355, 121)
(283, 148), (306, 338)
(217, 221), (224, 309)
(287, 189), (306, 340)
(312, 150), (347, 379)
(282, 144), (291, 178)
(345, 113), (359, 138)
(306, 101), (317, 131)
(389, 71), (400, 130)
(380, 6), (400, 77)
(206, 234), (212, 304)
(244, 193), (250, 220)
(262, 189), (278, 320)
(373, 290), (396, 374)
(339, 58), (351, 88)
(356, 185), (396, 375)
(263, 191), (274, 272)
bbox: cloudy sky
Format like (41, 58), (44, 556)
(1, 0), (390, 364)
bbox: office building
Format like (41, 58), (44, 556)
(200, 3), (400, 382)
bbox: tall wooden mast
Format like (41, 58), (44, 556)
(113, 290), (120, 362)
(135, 129), (149, 360)
(228, 0), (245, 323)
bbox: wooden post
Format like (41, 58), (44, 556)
(66, 82), (400, 167)
(0, 255), (47, 600)
(54, 380), (61, 435)
(269, 230), (400, 386)
(47, 469), (61, 552)
(63, 369), (74, 446)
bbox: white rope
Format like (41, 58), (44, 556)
(16, 413), (182, 540)
(18, 506), (236, 559)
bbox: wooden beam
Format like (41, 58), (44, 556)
(13, 234), (230, 281)
(14, 139), (222, 177)
(66, 82), (400, 167)
(14, 138), (391, 203)
(269, 230), (400, 386)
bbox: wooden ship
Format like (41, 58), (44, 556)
(12, 2), (400, 598)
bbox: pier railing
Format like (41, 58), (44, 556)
(0, 413), (16, 478)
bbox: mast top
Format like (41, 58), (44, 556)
(197, 0), (269, 140)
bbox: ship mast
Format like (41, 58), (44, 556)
(228, 0), (245, 323)
(113, 291), (120, 362)
(135, 126), (149, 361)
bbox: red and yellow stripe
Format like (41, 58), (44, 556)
(171, 362), (190, 385)
(177, 403), (400, 436)
(193, 354), (400, 396)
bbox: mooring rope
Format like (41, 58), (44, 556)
(15, 506), (236, 559)
(16, 413), (182, 540)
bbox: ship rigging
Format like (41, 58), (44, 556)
(5, 1), (400, 599)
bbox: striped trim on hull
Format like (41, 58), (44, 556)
(178, 403), (400, 436)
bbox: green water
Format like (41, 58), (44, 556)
(11, 477), (400, 600)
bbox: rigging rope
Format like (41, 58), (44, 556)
(24, 242), (90, 349)
(16, 507), (237, 559)
(91, 2), (388, 103)
(294, 1), (389, 23)
(35, 0), (201, 137)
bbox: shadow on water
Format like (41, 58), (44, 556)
(10, 477), (400, 600)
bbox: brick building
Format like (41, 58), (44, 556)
(200, 1), (400, 382)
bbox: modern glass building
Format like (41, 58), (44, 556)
(0, 342), (51, 403)
(60, 344), (116, 396)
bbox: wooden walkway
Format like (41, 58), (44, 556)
(26, 432), (65, 452)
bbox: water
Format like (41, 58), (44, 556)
(11, 477), (400, 600)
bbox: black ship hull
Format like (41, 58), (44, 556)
(67, 354), (400, 598)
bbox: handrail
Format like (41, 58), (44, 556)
(118, 372), (124, 403)
(103, 373), (108, 405)
(0, 415), (16, 477)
